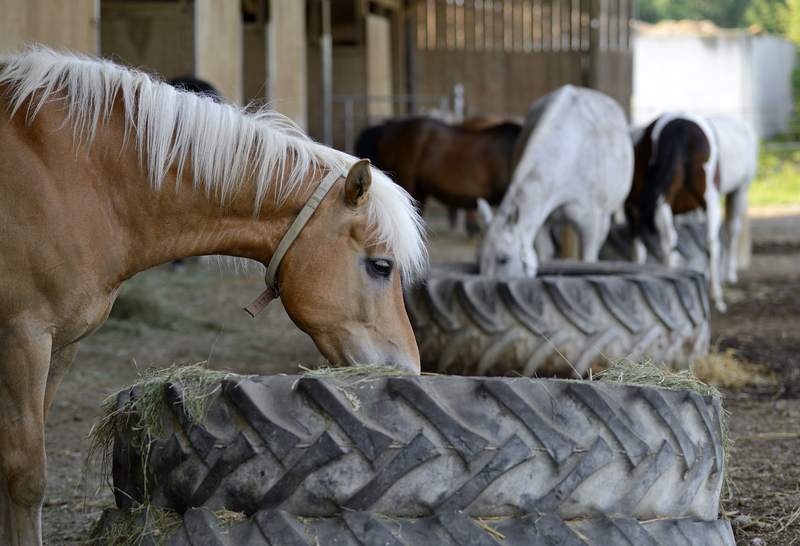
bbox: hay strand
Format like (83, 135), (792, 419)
(85, 362), (250, 497)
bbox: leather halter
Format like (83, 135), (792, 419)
(244, 170), (343, 317)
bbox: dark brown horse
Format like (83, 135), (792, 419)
(625, 112), (725, 311)
(356, 118), (521, 236)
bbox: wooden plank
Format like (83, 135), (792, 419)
(0, 0), (28, 54)
(1, 0), (96, 55)
(366, 13), (394, 122)
(268, 0), (306, 125)
(101, 2), (194, 80)
(196, 0), (242, 105)
(243, 22), (267, 103)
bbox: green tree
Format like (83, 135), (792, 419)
(787, 0), (800, 43)
(745, 0), (789, 34)
(636, 0), (756, 28)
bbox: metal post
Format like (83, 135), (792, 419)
(406, 0), (417, 116)
(453, 84), (464, 124)
(321, 0), (333, 146)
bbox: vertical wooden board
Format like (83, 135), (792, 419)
(436, 0), (447, 51)
(366, 13), (394, 122)
(1, 0), (96, 55)
(196, 0), (242, 105)
(0, 0), (28, 54)
(267, 0), (306, 124)
(330, 46), (367, 150)
(484, 51), (507, 115)
(508, 51), (538, 116)
(463, 51), (486, 116)
(100, 2), (194, 81)
(243, 23), (267, 104)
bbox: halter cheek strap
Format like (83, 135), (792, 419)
(244, 170), (343, 317)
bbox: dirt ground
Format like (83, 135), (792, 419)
(40, 205), (800, 545)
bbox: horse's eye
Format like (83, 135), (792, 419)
(370, 259), (393, 277)
(497, 255), (509, 265)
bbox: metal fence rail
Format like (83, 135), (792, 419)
(331, 93), (461, 153)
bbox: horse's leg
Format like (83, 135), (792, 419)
(534, 221), (556, 261)
(632, 236), (648, 264)
(576, 209), (611, 262)
(724, 188), (749, 284)
(653, 201), (680, 267)
(43, 344), (79, 421)
(704, 186), (726, 312)
(464, 210), (481, 238)
(0, 319), (53, 546)
(447, 208), (458, 229)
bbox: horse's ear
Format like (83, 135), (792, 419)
(476, 198), (493, 229)
(345, 159), (372, 207)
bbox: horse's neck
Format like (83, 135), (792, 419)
(91, 116), (305, 277)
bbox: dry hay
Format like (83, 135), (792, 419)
(86, 503), (182, 546)
(690, 347), (776, 390)
(85, 362), (250, 500)
(595, 357), (734, 504)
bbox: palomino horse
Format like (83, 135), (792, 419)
(0, 47), (427, 546)
(477, 85), (633, 276)
(625, 112), (726, 311)
(355, 117), (522, 236)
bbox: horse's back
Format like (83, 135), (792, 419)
(511, 85), (632, 201)
(355, 124), (387, 167)
(707, 114), (759, 194)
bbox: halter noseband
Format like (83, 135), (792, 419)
(244, 170), (343, 317)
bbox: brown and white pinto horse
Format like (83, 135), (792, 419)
(355, 117), (521, 236)
(0, 47), (426, 546)
(625, 112), (725, 311)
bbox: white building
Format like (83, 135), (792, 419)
(632, 20), (796, 138)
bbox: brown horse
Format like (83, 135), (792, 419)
(0, 47), (426, 546)
(625, 112), (725, 311)
(356, 118), (521, 236)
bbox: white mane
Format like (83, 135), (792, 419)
(0, 46), (427, 280)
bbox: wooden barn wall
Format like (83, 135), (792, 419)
(412, 0), (632, 120)
(0, 0), (97, 55)
(100, 1), (195, 82)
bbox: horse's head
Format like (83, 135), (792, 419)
(276, 160), (424, 373)
(476, 199), (537, 277)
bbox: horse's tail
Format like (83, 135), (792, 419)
(355, 124), (387, 168)
(639, 119), (690, 232)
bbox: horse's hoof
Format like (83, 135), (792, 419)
(714, 300), (728, 313)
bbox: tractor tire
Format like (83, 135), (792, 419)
(92, 507), (736, 546)
(599, 211), (729, 282)
(403, 260), (710, 377)
(112, 375), (725, 522)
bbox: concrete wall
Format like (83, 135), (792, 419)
(750, 34), (796, 138)
(632, 30), (796, 138)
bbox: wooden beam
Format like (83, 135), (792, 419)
(0, 0), (97, 55)
(195, 0), (243, 104)
(268, 0), (307, 128)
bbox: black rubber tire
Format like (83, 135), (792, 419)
(112, 375), (725, 522)
(598, 211), (729, 282)
(91, 507), (736, 546)
(403, 260), (710, 377)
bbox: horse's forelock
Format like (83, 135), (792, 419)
(365, 167), (428, 283)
